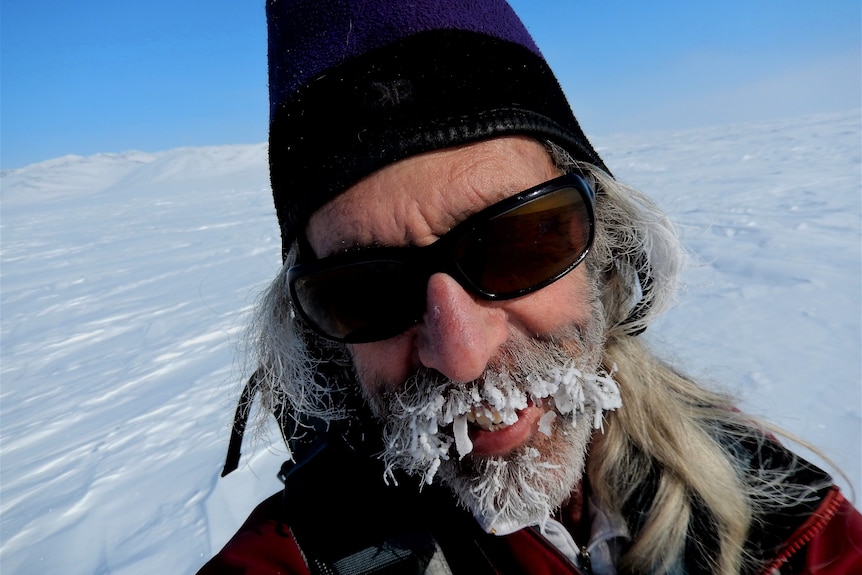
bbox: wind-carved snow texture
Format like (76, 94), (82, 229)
(0, 111), (859, 574)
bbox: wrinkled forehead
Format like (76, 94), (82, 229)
(305, 137), (560, 257)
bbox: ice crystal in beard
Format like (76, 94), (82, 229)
(375, 348), (621, 489)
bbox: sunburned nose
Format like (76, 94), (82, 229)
(415, 273), (508, 382)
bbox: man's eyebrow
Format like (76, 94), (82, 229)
(328, 239), (390, 257)
(325, 191), (514, 258)
(443, 184), (521, 228)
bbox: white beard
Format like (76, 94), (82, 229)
(363, 326), (621, 535)
(436, 400), (598, 535)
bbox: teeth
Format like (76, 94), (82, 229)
(466, 405), (507, 432)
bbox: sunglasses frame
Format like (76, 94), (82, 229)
(288, 172), (596, 343)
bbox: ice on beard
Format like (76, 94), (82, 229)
(384, 390), (453, 485)
(538, 410), (556, 436)
(453, 414), (472, 459)
(385, 362), (622, 484)
(449, 362), (620, 459)
(481, 370), (527, 425)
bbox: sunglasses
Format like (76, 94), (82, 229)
(288, 173), (596, 343)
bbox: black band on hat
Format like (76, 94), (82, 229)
(269, 30), (608, 260)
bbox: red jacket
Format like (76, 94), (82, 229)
(197, 438), (862, 575)
(198, 485), (861, 574)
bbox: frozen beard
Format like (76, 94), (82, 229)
(363, 325), (621, 536)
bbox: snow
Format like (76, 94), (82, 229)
(1, 111), (859, 574)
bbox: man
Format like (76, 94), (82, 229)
(199, 1), (862, 574)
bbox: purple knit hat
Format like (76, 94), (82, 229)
(267, 0), (609, 259)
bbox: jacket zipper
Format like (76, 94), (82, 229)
(758, 487), (843, 575)
(525, 525), (590, 574)
(579, 545), (593, 575)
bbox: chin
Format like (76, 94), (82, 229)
(436, 409), (594, 535)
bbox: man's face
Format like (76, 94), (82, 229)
(306, 136), (614, 533)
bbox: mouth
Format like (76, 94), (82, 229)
(452, 401), (544, 458)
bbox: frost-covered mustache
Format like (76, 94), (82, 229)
(376, 358), (622, 486)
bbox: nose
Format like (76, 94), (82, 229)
(415, 273), (509, 382)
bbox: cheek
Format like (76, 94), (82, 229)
(504, 267), (596, 336)
(348, 335), (416, 399)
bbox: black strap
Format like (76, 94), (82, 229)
(221, 369), (262, 476)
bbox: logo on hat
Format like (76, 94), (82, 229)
(366, 79), (414, 108)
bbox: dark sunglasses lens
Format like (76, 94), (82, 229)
(291, 260), (423, 342)
(454, 187), (592, 296)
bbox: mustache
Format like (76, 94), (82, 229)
(376, 323), (593, 408)
(369, 324), (620, 485)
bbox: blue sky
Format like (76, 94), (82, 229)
(2, 1), (859, 170)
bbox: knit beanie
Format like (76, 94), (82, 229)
(267, 0), (609, 260)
